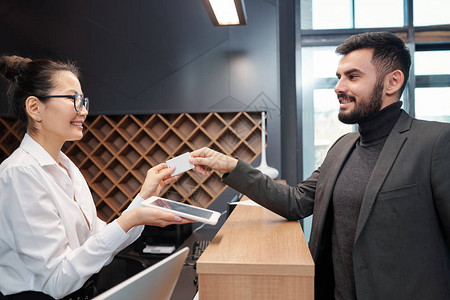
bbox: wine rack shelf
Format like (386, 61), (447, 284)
(0, 112), (263, 222)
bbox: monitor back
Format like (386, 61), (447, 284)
(93, 247), (189, 300)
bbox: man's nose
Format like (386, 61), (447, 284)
(334, 78), (347, 95)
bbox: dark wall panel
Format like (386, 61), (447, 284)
(0, 0), (281, 171)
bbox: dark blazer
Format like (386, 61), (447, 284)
(223, 111), (450, 300)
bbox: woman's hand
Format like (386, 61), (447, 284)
(139, 163), (179, 200)
(189, 147), (238, 175)
(117, 207), (194, 232)
(136, 207), (193, 227)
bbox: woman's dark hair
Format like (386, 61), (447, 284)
(0, 55), (79, 126)
(335, 32), (411, 97)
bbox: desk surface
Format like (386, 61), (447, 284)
(197, 204), (314, 277)
(196, 203), (314, 300)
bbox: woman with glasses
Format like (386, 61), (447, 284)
(0, 55), (191, 299)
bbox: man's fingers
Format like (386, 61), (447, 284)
(192, 165), (212, 176)
(190, 147), (209, 157)
(190, 156), (212, 167)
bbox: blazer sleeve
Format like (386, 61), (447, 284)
(430, 124), (450, 247)
(222, 159), (317, 220)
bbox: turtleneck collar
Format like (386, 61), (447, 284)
(357, 101), (402, 144)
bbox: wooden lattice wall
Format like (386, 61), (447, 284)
(0, 112), (263, 222)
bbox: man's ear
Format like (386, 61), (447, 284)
(25, 96), (42, 121)
(385, 70), (404, 96)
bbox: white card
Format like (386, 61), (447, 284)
(166, 152), (195, 176)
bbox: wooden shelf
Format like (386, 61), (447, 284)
(0, 112), (263, 222)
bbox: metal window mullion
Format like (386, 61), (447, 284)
(352, 0), (356, 29)
(406, 0), (415, 116)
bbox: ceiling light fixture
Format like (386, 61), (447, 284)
(202, 0), (247, 26)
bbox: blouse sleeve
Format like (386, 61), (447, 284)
(109, 194), (146, 252)
(1, 164), (144, 299)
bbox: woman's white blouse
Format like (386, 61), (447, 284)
(0, 134), (144, 299)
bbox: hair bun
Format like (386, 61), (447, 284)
(0, 55), (32, 82)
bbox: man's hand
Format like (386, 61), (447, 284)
(189, 147), (238, 175)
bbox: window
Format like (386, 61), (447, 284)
(307, 0), (353, 29)
(415, 50), (450, 75)
(355, 0), (404, 28)
(415, 50), (450, 121)
(415, 88), (450, 122)
(301, 0), (404, 30)
(414, 0), (450, 26)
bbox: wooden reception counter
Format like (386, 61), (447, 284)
(196, 201), (314, 299)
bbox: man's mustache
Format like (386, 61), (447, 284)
(337, 93), (356, 102)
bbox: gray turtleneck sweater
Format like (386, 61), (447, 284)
(331, 102), (402, 300)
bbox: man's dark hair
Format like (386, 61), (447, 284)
(335, 32), (411, 97)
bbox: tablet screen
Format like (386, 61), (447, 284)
(152, 198), (214, 219)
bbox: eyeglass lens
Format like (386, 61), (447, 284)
(75, 95), (89, 112)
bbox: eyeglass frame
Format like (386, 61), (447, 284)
(38, 94), (89, 112)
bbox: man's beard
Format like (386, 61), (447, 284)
(338, 79), (384, 124)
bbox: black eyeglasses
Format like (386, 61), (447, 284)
(39, 94), (89, 112)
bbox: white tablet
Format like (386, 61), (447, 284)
(141, 196), (221, 225)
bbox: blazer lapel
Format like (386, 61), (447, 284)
(320, 134), (359, 215)
(311, 133), (359, 256)
(354, 111), (413, 242)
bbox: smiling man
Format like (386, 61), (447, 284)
(190, 32), (450, 300)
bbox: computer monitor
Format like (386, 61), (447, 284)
(93, 247), (189, 300)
